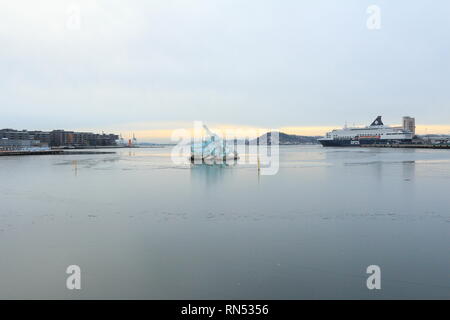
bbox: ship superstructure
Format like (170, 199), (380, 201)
(318, 116), (413, 147)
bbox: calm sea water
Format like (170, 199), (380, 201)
(0, 146), (449, 299)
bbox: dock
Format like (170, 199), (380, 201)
(0, 150), (64, 156)
(62, 151), (116, 155)
(0, 150), (116, 157)
(361, 144), (450, 149)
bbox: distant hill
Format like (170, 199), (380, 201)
(251, 132), (321, 145)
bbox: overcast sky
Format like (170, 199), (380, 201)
(1, 0), (449, 141)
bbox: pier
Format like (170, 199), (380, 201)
(0, 150), (64, 156)
(360, 144), (450, 149)
(0, 150), (116, 156)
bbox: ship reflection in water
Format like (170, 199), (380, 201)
(0, 146), (449, 299)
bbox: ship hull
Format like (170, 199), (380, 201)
(319, 139), (412, 147)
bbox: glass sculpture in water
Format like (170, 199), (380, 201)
(190, 125), (238, 162)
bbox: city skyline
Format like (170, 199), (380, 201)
(3, 120), (450, 143)
(82, 122), (450, 143)
(2, 0), (450, 141)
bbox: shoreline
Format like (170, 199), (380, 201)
(360, 144), (450, 149)
(0, 150), (116, 157)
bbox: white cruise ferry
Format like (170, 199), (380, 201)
(318, 116), (413, 147)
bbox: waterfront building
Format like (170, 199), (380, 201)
(28, 131), (51, 144)
(0, 128), (119, 148)
(0, 138), (41, 151)
(403, 116), (416, 136)
(0, 129), (30, 140)
(49, 130), (119, 147)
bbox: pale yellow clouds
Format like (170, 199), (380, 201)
(78, 122), (450, 142)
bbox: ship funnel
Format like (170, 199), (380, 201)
(370, 116), (384, 126)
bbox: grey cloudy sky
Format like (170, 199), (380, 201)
(1, 0), (450, 138)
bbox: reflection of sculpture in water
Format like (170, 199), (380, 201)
(190, 163), (229, 186)
(190, 125), (239, 164)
